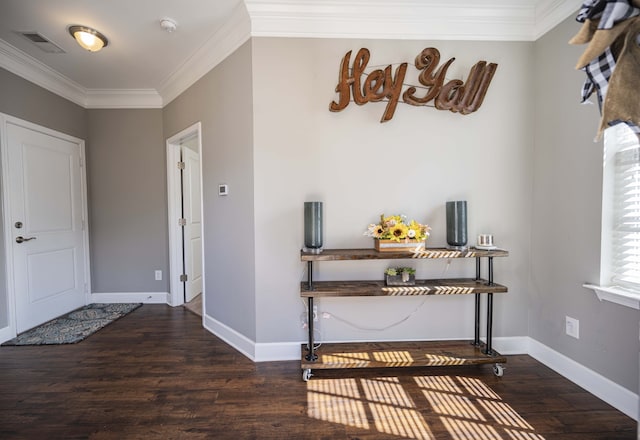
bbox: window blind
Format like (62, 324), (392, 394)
(612, 136), (640, 289)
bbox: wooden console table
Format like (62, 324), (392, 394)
(300, 247), (508, 381)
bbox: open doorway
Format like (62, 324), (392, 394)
(166, 123), (204, 317)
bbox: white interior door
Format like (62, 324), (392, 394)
(182, 146), (202, 302)
(6, 121), (87, 333)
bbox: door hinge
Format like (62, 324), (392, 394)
(177, 161), (185, 170)
(178, 218), (186, 226)
(79, 157), (84, 167)
(180, 274), (188, 282)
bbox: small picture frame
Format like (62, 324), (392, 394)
(218, 184), (228, 196)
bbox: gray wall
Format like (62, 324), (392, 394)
(251, 37), (534, 344)
(0, 68), (87, 140)
(0, 72), (171, 299)
(0, 68), (87, 330)
(531, 15), (639, 393)
(163, 41), (256, 340)
(87, 109), (168, 293)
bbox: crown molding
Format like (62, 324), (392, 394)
(0, 39), (86, 107)
(0, 39), (163, 108)
(0, 0), (579, 109)
(159, 2), (252, 106)
(85, 89), (163, 109)
(534, 0), (581, 39)
(246, 0), (579, 41)
(245, 0), (541, 41)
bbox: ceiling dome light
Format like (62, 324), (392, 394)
(68, 25), (108, 52)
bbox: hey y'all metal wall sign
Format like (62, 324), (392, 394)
(329, 47), (498, 123)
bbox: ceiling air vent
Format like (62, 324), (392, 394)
(18, 31), (65, 54)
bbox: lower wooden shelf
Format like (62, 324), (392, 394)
(300, 340), (506, 370)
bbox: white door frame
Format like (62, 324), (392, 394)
(166, 122), (205, 308)
(0, 113), (91, 340)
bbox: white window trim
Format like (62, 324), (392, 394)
(584, 283), (640, 309)
(585, 123), (640, 310)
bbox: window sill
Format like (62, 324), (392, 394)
(583, 284), (640, 310)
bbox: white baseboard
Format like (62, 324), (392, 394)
(490, 336), (529, 355)
(255, 341), (302, 362)
(90, 292), (169, 304)
(203, 313), (256, 361)
(528, 338), (638, 421)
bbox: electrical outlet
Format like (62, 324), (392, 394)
(313, 305), (318, 322)
(154, 270), (162, 281)
(565, 316), (579, 339)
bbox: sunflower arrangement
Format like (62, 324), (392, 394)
(364, 214), (431, 242)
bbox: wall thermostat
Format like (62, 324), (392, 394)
(218, 184), (229, 196)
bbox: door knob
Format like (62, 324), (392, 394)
(15, 236), (36, 244)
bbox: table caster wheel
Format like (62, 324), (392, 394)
(302, 369), (313, 382)
(493, 363), (505, 377)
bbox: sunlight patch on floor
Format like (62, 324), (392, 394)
(307, 374), (546, 440)
(423, 390), (486, 421)
(307, 378), (369, 429)
(441, 417), (502, 439)
(369, 403), (434, 439)
(361, 377), (414, 407)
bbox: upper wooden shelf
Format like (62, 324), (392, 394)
(300, 247), (509, 261)
(300, 278), (507, 297)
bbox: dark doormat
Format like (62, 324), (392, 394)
(1, 303), (142, 346)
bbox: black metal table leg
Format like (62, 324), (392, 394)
(474, 295), (481, 346)
(485, 293), (494, 355)
(307, 261), (313, 290)
(488, 256), (494, 285)
(473, 257), (481, 346)
(305, 296), (317, 361)
(485, 256), (495, 355)
(305, 261), (317, 361)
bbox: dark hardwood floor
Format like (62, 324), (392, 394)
(0, 305), (635, 439)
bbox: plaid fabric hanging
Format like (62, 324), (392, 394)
(571, 0), (640, 137)
(576, 0), (639, 109)
(580, 48), (616, 112)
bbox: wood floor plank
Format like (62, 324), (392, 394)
(0, 305), (635, 439)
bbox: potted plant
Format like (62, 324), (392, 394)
(384, 267), (416, 286)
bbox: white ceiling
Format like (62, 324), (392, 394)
(0, 0), (581, 108)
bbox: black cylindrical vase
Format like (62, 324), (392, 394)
(304, 202), (323, 253)
(446, 201), (467, 248)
